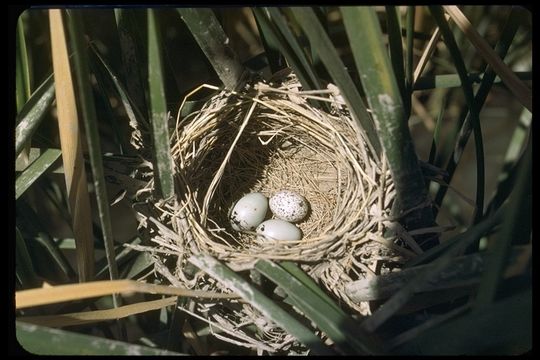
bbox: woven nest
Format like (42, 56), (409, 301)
(136, 71), (416, 352)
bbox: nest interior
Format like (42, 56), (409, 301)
(140, 73), (417, 351)
(159, 74), (411, 304)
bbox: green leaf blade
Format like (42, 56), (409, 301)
(16, 148), (62, 200)
(385, 6), (406, 107)
(16, 321), (185, 355)
(342, 6), (435, 247)
(178, 8), (244, 90)
(255, 259), (382, 355)
(189, 254), (335, 355)
(15, 75), (55, 158)
(148, 10), (174, 199)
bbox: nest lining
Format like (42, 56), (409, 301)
(168, 79), (394, 264)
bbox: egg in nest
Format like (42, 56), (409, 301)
(256, 219), (302, 241)
(229, 192), (268, 231)
(269, 190), (309, 223)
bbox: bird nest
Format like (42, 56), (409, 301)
(133, 71), (417, 352)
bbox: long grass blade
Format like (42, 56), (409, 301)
(147, 9), (174, 199)
(427, 94), (448, 167)
(18, 296), (178, 328)
(178, 8), (245, 90)
(280, 261), (342, 314)
(443, 5), (532, 112)
(15, 74), (55, 157)
(413, 18), (445, 83)
(188, 254), (335, 355)
(16, 13), (32, 111)
(342, 6), (436, 248)
(15, 11), (32, 172)
(15, 148), (61, 200)
(385, 6), (406, 108)
(290, 7), (381, 158)
(16, 321), (185, 355)
(16, 37), (26, 113)
(433, 7), (521, 220)
(256, 259), (382, 354)
(430, 6), (485, 225)
(49, 9), (94, 282)
(405, 6), (415, 107)
(16, 279), (239, 309)
(67, 9), (122, 316)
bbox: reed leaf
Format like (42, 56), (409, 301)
(189, 253), (335, 355)
(280, 261), (342, 314)
(16, 279), (238, 309)
(88, 41), (150, 155)
(15, 148), (61, 200)
(405, 5), (415, 112)
(385, 6), (406, 107)
(147, 9), (174, 199)
(15, 74), (55, 158)
(18, 296), (178, 328)
(413, 18), (444, 83)
(342, 6), (436, 248)
(16, 13), (32, 111)
(67, 10), (122, 314)
(256, 259), (382, 354)
(49, 9), (94, 281)
(16, 321), (185, 355)
(178, 8), (245, 90)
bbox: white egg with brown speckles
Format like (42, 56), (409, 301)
(269, 190), (309, 223)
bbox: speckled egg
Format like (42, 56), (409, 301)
(256, 219), (302, 241)
(229, 193), (268, 231)
(269, 190), (309, 223)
